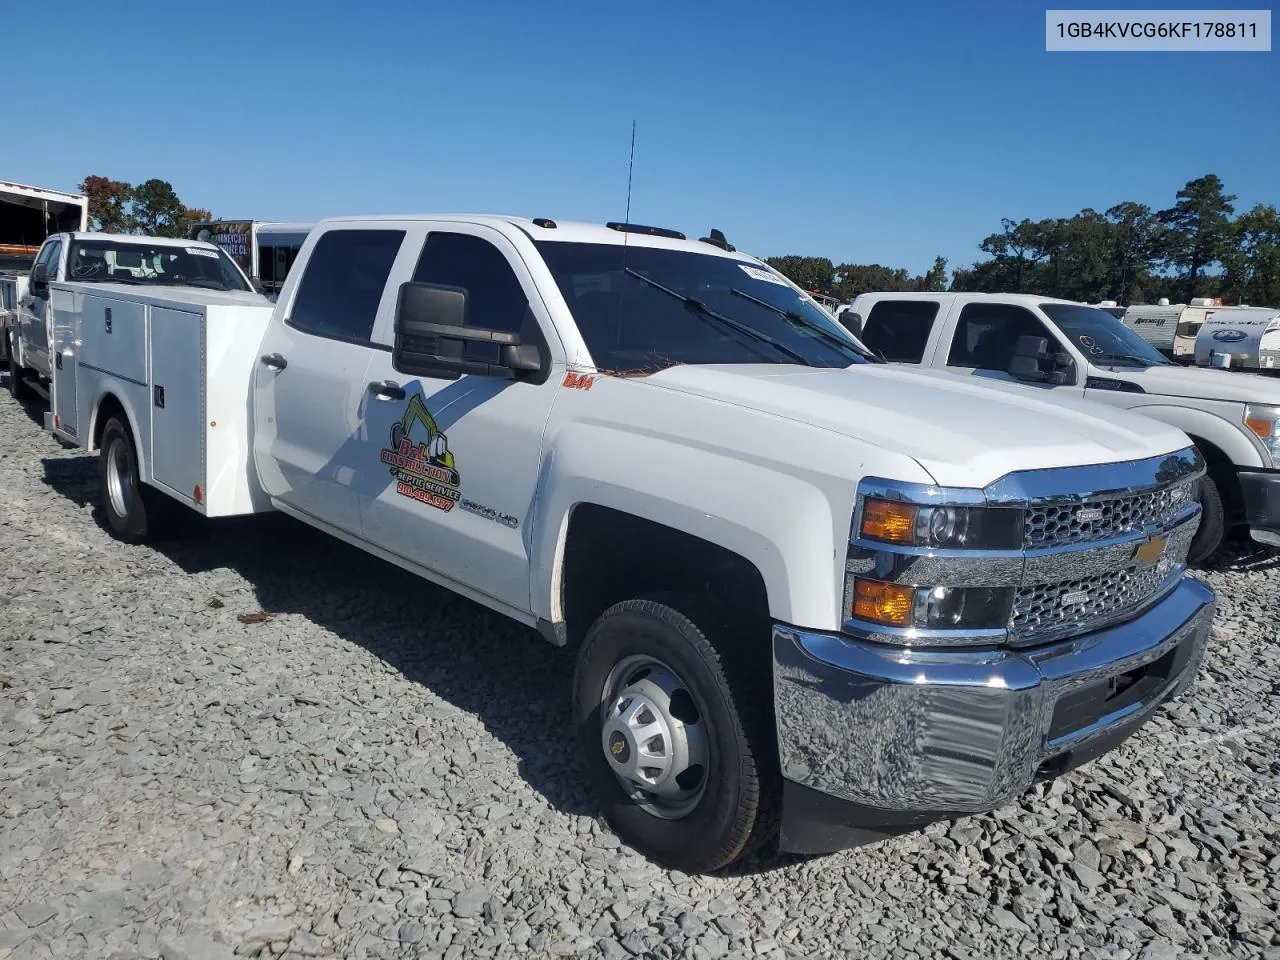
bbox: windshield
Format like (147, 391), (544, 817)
(532, 241), (876, 371)
(66, 239), (252, 293)
(1040, 303), (1170, 367)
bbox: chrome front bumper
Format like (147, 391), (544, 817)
(772, 575), (1215, 851)
(1239, 469), (1280, 548)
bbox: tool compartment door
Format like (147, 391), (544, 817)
(49, 285), (81, 441)
(149, 305), (206, 508)
(83, 295), (148, 384)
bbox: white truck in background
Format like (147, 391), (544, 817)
(842, 291), (1280, 562)
(39, 213), (1215, 874)
(7, 232), (265, 404)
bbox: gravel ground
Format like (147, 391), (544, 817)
(1, 381), (1278, 960)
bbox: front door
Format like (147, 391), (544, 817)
(939, 300), (1086, 399)
(357, 223), (561, 615)
(251, 225), (406, 536)
(20, 237), (61, 376)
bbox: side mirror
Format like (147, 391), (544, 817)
(30, 262), (49, 297)
(392, 281), (544, 381)
(250, 277), (265, 295)
(838, 310), (863, 338)
(1008, 335), (1076, 385)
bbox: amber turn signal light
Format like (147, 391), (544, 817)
(853, 578), (915, 627)
(860, 499), (917, 544)
(1245, 415), (1275, 439)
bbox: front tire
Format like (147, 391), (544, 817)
(573, 593), (779, 873)
(98, 416), (174, 543)
(1187, 473), (1225, 566)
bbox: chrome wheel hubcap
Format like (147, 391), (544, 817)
(106, 439), (134, 519)
(600, 655), (709, 819)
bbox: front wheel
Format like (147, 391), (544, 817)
(1187, 473), (1225, 566)
(573, 594), (779, 873)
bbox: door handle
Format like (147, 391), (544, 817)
(260, 353), (287, 370)
(367, 380), (405, 401)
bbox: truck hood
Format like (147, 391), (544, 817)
(1091, 363), (1280, 404)
(646, 364), (1192, 488)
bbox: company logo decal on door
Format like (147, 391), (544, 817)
(380, 395), (462, 512)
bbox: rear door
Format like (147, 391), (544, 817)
(855, 299), (943, 365)
(251, 224), (407, 535)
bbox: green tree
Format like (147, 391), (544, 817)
(1104, 201), (1159, 303)
(175, 207), (213, 240)
(128, 178), (186, 236)
(79, 175), (133, 233)
(920, 256), (948, 291)
(1156, 174), (1237, 301)
(764, 256), (835, 294)
(1221, 203), (1280, 306)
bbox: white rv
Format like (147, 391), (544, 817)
(1194, 307), (1280, 373)
(1119, 298), (1224, 362)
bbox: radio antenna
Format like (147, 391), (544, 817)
(624, 119), (636, 227)
(615, 119), (636, 355)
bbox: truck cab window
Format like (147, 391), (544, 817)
(859, 300), (938, 362)
(411, 231), (541, 363)
(948, 303), (1057, 370)
(289, 229), (405, 344)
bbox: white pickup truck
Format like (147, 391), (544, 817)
(843, 292), (1280, 565)
(7, 231), (263, 403)
(42, 214), (1216, 873)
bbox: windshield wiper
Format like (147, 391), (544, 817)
(1097, 353), (1164, 367)
(623, 268), (815, 366)
(729, 287), (879, 362)
(156, 278), (231, 291)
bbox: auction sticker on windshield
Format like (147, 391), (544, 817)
(737, 264), (790, 286)
(185, 248), (221, 258)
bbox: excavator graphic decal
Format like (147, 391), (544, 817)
(379, 395), (462, 512)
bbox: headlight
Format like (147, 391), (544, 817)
(858, 497), (1023, 550)
(1244, 404), (1280, 460)
(850, 577), (1014, 631)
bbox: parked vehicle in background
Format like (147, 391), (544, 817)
(1193, 307), (1280, 374)
(842, 291), (1280, 560)
(0, 274), (27, 364)
(187, 219), (312, 299)
(7, 232), (263, 403)
(0, 179), (88, 273)
(1119, 298), (1225, 363)
(42, 213), (1217, 873)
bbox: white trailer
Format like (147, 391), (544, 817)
(46, 281), (276, 518)
(187, 219), (313, 299)
(1119, 298), (1223, 362)
(1, 179), (88, 267)
(1193, 307), (1280, 374)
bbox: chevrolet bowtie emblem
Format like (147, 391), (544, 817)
(1133, 534), (1167, 567)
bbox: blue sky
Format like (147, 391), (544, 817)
(7, 1), (1276, 275)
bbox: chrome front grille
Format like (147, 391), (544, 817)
(1010, 519), (1197, 644)
(1024, 477), (1199, 549)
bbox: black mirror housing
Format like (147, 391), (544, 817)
(1008, 334), (1075, 385)
(30, 261), (49, 296)
(393, 281), (544, 382)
